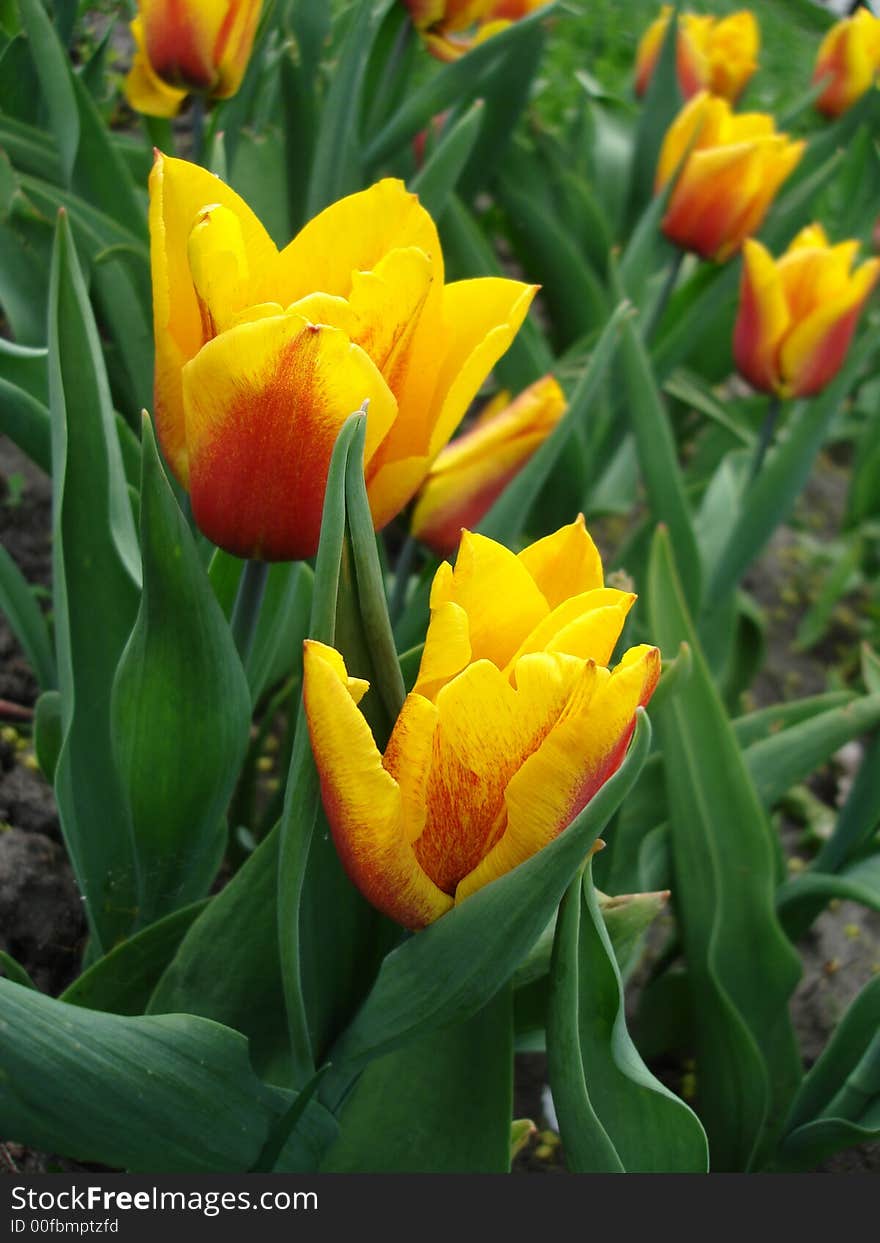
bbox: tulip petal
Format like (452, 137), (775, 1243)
(212, 0), (263, 98)
(141, 0), (230, 91)
(429, 530), (548, 671)
(383, 693), (439, 844)
(365, 454), (433, 533)
(149, 153), (277, 483)
(272, 179), (443, 307)
(733, 239), (789, 394)
(517, 514), (604, 607)
(456, 644), (660, 903)
(303, 641), (452, 930)
(779, 258), (880, 397)
(413, 599), (473, 701)
(507, 588), (636, 673)
(124, 22), (188, 117)
(187, 203), (253, 336)
(426, 278), (538, 458)
(182, 314), (396, 560)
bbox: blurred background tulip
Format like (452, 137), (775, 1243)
(410, 375), (566, 556)
(403, 0), (547, 61)
(124, 0), (263, 118)
(734, 224), (880, 399)
(635, 6), (759, 103)
(304, 520), (659, 929)
(813, 7), (880, 118)
(149, 158), (535, 560)
(656, 91), (804, 262)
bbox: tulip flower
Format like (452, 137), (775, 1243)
(410, 375), (566, 556)
(635, 6), (759, 103)
(148, 157), (535, 560)
(733, 224), (880, 399)
(403, 0), (546, 62)
(656, 92), (804, 263)
(124, 0), (263, 118)
(812, 8), (880, 119)
(303, 519), (660, 929)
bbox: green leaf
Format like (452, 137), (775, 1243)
(478, 302), (629, 544)
(48, 211), (141, 953)
(780, 976), (880, 1170)
(410, 100), (484, 220)
(547, 862), (708, 1172)
(647, 526), (802, 1171)
(0, 543), (55, 690)
(32, 688), (61, 783)
(620, 316), (702, 614)
(322, 988), (513, 1172)
(0, 977), (335, 1173)
(626, 2), (682, 225)
(321, 711), (652, 1104)
(246, 562), (313, 705)
(17, 0), (79, 182)
(0, 377), (51, 472)
(111, 419), (251, 927)
(0, 951), (36, 989)
(60, 900), (208, 1015)
(776, 855), (880, 923)
(149, 827), (292, 1088)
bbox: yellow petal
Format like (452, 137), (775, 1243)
(140, 0), (229, 91)
(382, 692), (439, 844)
(186, 202), (253, 336)
(182, 313), (396, 560)
(517, 514), (604, 607)
(506, 588), (636, 673)
(413, 599), (473, 702)
(148, 152), (277, 483)
(303, 641), (451, 930)
(365, 454), (433, 532)
(733, 239), (789, 394)
(779, 257), (880, 397)
(212, 0), (263, 98)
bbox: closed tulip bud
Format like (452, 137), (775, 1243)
(813, 9), (880, 119)
(410, 375), (566, 556)
(303, 518), (660, 930)
(148, 156), (535, 560)
(403, 0), (545, 62)
(124, 0), (263, 118)
(635, 6), (759, 103)
(656, 91), (804, 263)
(734, 225), (880, 399)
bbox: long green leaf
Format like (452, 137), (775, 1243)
(17, 0), (78, 183)
(0, 543), (55, 690)
(0, 376), (50, 471)
(647, 526), (802, 1171)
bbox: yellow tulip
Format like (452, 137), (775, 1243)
(635, 7), (759, 103)
(124, 0), (263, 118)
(303, 519), (660, 929)
(403, 0), (546, 62)
(734, 225), (880, 399)
(656, 92), (804, 263)
(410, 375), (566, 556)
(812, 9), (880, 119)
(148, 156), (535, 560)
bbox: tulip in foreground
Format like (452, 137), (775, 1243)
(656, 92), (804, 263)
(125, 0), (263, 118)
(734, 224), (880, 399)
(635, 6), (759, 104)
(148, 157), (535, 559)
(403, 0), (546, 61)
(303, 519), (660, 929)
(410, 375), (566, 556)
(812, 8), (880, 119)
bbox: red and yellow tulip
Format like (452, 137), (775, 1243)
(812, 8), (880, 119)
(656, 92), (804, 263)
(733, 224), (880, 399)
(303, 519), (660, 930)
(124, 0), (263, 118)
(148, 156), (535, 560)
(403, 0), (546, 61)
(410, 375), (566, 556)
(635, 6), (759, 103)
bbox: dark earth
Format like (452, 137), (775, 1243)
(0, 434), (877, 1174)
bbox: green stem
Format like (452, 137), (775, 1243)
(749, 394), (784, 483)
(230, 559), (269, 666)
(144, 114), (175, 157)
(190, 93), (206, 165)
(388, 533), (419, 623)
(642, 249), (685, 343)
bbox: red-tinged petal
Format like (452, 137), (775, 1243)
(455, 644), (660, 903)
(182, 315), (396, 560)
(303, 641), (452, 930)
(733, 239), (789, 394)
(780, 259), (880, 397)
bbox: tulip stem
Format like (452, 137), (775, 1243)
(749, 394), (784, 483)
(190, 94), (206, 165)
(389, 534), (420, 622)
(231, 558), (269, 666)
(642, 249), (685, 343)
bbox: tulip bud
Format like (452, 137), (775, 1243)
(813, 8), (880, 119)
(656, 92), (804, 263)
(635, 6), (759, 104)
(734, 225), (880, 400)
(410, 375), (566, 556)
(124, 0), (263, 118)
